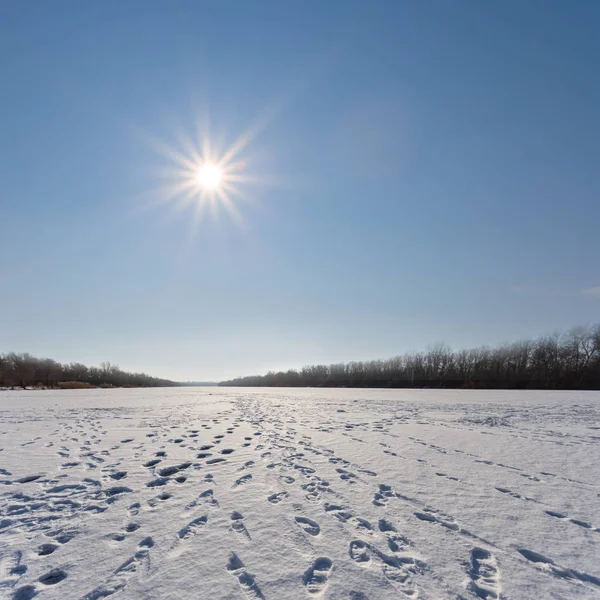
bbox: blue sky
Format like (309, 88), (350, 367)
(1, 1), (599, 381)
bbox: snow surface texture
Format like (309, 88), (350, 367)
(1, 388), (599, 600)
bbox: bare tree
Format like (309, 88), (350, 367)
(220, 324), (600, 390)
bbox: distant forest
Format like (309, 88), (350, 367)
(0, 354), (176, 389)
(220, 324), (600, 390)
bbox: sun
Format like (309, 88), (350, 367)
(140, 110), (275, 231)
(196, 163), (222, 190)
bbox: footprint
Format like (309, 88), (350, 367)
(168, 516), (208, 556)
(351, 517), (374, 534)
(571, 519), (593, 529)
(303, 557), (333, 595)
(336, 468), (357, 483)
(349, 540), (371, 565)
(128, 503), (141, 517)
(60, 462), (81, 469)
(47, 529), (76, 545)
(324, 503), (353, 523)
(226, 553), (265, 599)
(295, 516), (321, 536)
(233, 474), (253, 488)
(196, 488), (219, 507)
(37, 544), (58, 556)
(414, 510), (459, 531)
(157, 466), (180, 477)
(146, 477), (168, 488)
(468, 547), (501, 599)
(231, 512), (250, 539)
(387, 532), (411, 554)
(16, 475), (43, 484)
(104, 486), (132, 499)
(373, 484), (394, 507)
(378, 519), (395, 532)
(518, 548), (600, 587)
(268, 491), (288, 504)
(147, 491), (171, 507)
(38, 569), (67, 586)
(238, 461), (255, 472)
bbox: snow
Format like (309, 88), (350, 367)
(1, 387), (600, 600)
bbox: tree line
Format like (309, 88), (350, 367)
(0, 354), (177, 389)
(220, 324), (600, 390)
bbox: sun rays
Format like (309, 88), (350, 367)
(136, 113), (270, 233)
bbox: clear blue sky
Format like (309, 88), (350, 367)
(1, 1), (599, 381)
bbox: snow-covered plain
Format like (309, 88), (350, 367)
(1, 388), (600, 600)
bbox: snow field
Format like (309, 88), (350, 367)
(1, 387), (599, 599)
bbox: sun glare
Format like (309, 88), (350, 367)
(140, 109), (276, 232)
(196, 164), (222, 190)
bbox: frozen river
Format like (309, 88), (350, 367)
(1, 387), (599, 599)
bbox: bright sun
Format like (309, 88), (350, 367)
(143, 113), (268, 230)
(196, 164), (222, 190)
